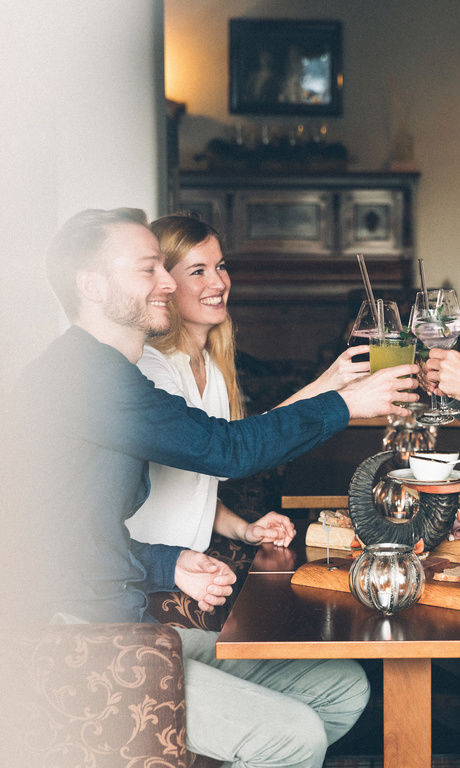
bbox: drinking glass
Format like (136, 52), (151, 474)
(348, 300), (403, 345)
(369, 336), (416, 374)
(369, 335), (416, 407)
(410, 288), (460, 425)
(348, 300), (403, 363)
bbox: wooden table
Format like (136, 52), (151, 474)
(216, 525), (460, 768)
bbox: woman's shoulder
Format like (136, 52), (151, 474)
(138, 345), (189, 385)
(140, 345), (188, 362)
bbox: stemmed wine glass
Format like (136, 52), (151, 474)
(410, 288), (460, 425)
(347, 300), (403, 362)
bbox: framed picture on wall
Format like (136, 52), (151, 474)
(229, 19), (343, 116)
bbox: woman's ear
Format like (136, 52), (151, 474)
(76, 270), (106, 304)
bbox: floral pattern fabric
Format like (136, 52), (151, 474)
(0, 622), (193, 768)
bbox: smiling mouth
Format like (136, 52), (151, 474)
(149, 300), (169, 307)
(201, 296), (225, 306)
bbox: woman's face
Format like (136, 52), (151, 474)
(169, 235), (231, 335)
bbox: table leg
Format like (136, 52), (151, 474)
(383, 658), (431, 768)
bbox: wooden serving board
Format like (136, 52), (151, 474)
(432, 538), (460, 563)
(291, 556), (460, 611)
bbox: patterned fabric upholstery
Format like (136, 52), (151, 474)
(0, 622), (211, 768)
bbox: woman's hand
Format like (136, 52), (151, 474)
(243, 511), (296, 547)
(274, 346), (370, 407)
(314, 346), (370, 391)
(425, 348), (460, 399)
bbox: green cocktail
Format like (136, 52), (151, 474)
(370, 336), (416, 373)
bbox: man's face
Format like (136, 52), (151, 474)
(99, 222), (176, 336)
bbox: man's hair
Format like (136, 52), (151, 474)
(46, 207), (149, 320)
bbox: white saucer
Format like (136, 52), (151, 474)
(387, 468), (460, 486)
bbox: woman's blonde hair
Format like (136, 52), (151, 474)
(149, 214), (245, 420)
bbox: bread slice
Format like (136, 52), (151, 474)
(433, 564), (460, 582)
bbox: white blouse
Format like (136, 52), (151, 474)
(125, 346), (230, 551)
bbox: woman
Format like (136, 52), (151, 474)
(126, 214), (370, 552)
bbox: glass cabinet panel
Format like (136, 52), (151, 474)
(246, 202), (321, 240)
(340, 189), (403, 255)
(233, 190), (333, 254)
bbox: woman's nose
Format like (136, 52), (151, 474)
(210, 269), (226, 290)
(161, 267), (176, 293)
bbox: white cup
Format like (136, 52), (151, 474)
(409, 452), (458, 481)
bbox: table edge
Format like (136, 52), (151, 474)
(215, 639), (460, 660)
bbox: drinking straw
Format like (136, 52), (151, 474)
(418, 258), (429, 310)
(435, 288), (443, 312)
(377, 298), (385, 343)
(356, 253), (378, 322)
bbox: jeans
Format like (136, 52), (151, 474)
(176, 627), (370, 768)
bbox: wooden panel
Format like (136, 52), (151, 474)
(282, 421), (460, 497)
(383, 659), (431, 768)
(228, 258), (411, 301)
(282, 494), (348, 509)
(282, 426), (386, 496)
(348, 417), (388, 427)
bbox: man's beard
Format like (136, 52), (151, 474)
(103, 279), (170, 337)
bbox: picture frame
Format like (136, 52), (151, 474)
(229, 19), (343, 116)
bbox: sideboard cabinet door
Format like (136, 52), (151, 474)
(179, 188), (229, 241)
(232, 190), (334, 257)
(340, 189), (404, 257)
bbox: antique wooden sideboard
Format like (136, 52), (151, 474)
(179, 171), (420, 365)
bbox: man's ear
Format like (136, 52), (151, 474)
(76, 270), (106, 304)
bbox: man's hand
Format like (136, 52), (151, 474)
(174, 550), (236, 612)
(339, 363), (419, 418)
(243, 511), (296, 547)
(425, 348), (460, 399)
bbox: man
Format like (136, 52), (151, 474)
(4, 208), (419, 768)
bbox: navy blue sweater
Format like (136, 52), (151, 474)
(4, 326), (349, 623)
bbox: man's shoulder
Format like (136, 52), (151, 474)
(39, 326), (133, 373)
(18, 327), (146, 410)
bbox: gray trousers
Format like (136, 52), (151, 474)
(176, 627), (370, 768)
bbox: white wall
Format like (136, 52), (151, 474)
(0, 0), (167, 394)
(165, 0), (460, 297)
